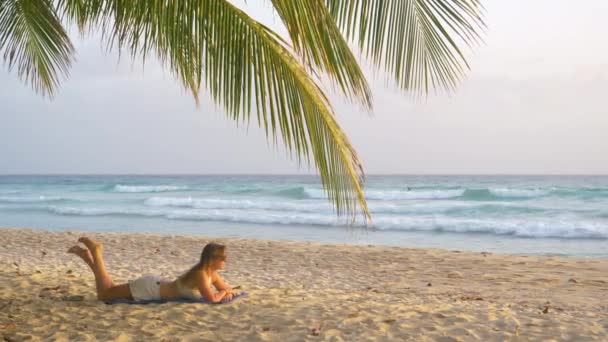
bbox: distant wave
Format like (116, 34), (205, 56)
(144, 196), (326, 212)
(49, 206), (162, 217)
(464, 187), (608, 200)
(0, 195), (66, 203)
(144, 196), (503, 214)
(107, 184), (608, 200)
(43, 204), (608, 239)
(113, 185), (187, 193)
(274, 187), (309, 199)
(10, 198), (555, 218)
(488, 188), (549, 198)
(275, 186), (560, 201)
(373, 216), (608, 239)
(277, 187), (466, 200)
(47, 206), (337, 226)
(365, 189), (465, 200)
(555, 187), (608, 199)
(459, 188), (548, 201)
(164, 209), (337, 227)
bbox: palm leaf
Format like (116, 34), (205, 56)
(208, 1), (369, 220)
(270, 0), (372, 110)
(58, 0), (204, 102)
(0, 0), (74, 97)
(212, 2), (369, 220)
(326, 0), (485, 92)
(56, 0), (370, 220)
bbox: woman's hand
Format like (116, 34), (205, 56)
(219, 289), (234, 301)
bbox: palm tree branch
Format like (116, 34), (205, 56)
(58, 0), (203, 102)
(269, 0), (372, 110)
(0, 0), (74, 97)
(325, 0), (485, 93)
(56, 0), (370, 220)
(220, 1), (370, 220)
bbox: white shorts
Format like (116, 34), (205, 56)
(128, 274), (162, 300)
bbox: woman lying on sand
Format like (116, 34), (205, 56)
(68, 237), (235, 302)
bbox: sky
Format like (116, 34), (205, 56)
(1, 0), (607, 175)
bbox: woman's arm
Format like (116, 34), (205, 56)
(212, 274), (233, 293)
(198, 275), (228, 303)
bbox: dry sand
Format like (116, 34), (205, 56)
(1, 227), (607, 341)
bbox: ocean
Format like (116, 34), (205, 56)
(1, 175), (607, 257)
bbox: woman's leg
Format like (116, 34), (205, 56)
(77, 237), (114, 291)
(70, 237), (133, 301)
(67, 245), (95, 271)
(96, 283), (133, 301)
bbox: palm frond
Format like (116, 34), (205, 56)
(56, 0), (106, 34)
(0, 0), (74, 97)
(326, 0), (485, 93)
(56, 0), (370, 220)
(204, 0), (370, 220)
(269, 0), (372, 110)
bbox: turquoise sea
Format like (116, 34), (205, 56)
(1, 175), (607, 257)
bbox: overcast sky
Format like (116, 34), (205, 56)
(1, 0), (607, 175)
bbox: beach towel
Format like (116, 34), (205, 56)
(105, 292), (247, 305)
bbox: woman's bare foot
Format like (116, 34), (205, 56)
(68, 245), (94, 266)
(78, 237), (102, 254)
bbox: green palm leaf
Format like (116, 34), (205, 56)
(58, 0), (204, 102)
(202, 0), (369, 218)
(55, 0), (370, 220)
(0, 0), (74, 97)
(270, 0), (372, 109)
(326, 0), (485, 92)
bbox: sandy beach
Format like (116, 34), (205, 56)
(1, 227), (607, 341)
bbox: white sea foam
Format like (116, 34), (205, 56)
(45, 203), (608, 239)
(144, 196), (332, 212)
(113, 185), (186, 193)
(165, 209), (338, 227)
(372, 216), (608, 239)
(144, 196), (501, 214)
(304, 188), (465, 200)
(489, 188), (549, 198)
(48, 206), (162, 217)
(0, 195), (63, 203)
(49, 205), (338, 226)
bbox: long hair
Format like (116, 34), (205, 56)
(181, 243), (226, 282)
(198, 243), (226, 269)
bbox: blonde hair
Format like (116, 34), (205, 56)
(198, 243), (226, 269)
(180, 243), (226, 283)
